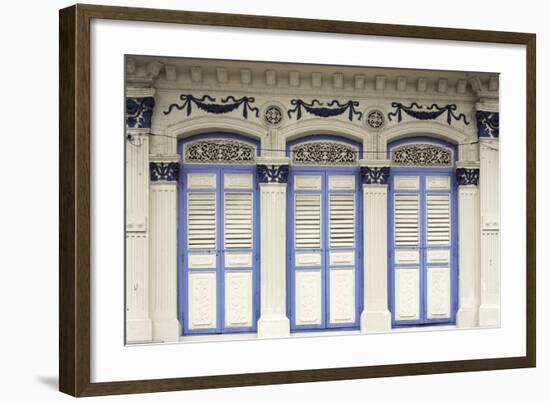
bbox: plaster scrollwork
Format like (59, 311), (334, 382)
(455, 168), (480, 185)
(291, 141), (358, 166)
(287, 99), (363, 122)
(184, 139), (256, 164)
(360, 166), (390, 185)
(149, 162), (179, 182)
(391, 144), (453, 167)
(387, 102), (470, 126)
(126, 96), (155, 128)
(476, 111), (499, 138)
(257, 164), (289, 183)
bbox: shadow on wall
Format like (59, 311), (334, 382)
(35, 376), (58, 391)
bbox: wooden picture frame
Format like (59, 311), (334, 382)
(59, 3), (536, 397)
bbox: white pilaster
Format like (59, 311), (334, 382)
(125, 132), (153, 342)
(257, 165), (290, 337)
(479, 139), (500, 326)
(360, 181), (391, 333)
(149, 157), (181, 342)
(456, 168), (481, 328)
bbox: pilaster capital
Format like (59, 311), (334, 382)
(360, 165), (390, 185)
(149, 155), (180, 182)
(257, 163), (289, 184)
(476, 111), (499, 139)
(455, 167), (480, 186)
(126, 95), (155, 129)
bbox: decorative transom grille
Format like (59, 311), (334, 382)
(184, 139), (256, 164)
(264, 106), (283, 125)
(367, 110), (384, 129)
(391, 143), (452, 167)
(291, 141), (358, 166)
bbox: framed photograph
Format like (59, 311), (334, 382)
(59, 3), (536, 397)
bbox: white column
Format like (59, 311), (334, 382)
(360, 165), (391, 333)
(125, 86), (156, 343)
(479, 138), (500, 326)
(125, 132), (153, 342)
(256, 162), (290, 338)
(149, 157), (181, 342)
(455, 165), (481, 328)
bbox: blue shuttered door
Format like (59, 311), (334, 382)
(389, 169), (457, 326)
(180, 166), (259, 334)
(289, 169), (362, 331)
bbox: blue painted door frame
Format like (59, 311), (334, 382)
(388, 167), (458, 327)
(178, 164), (260, 335)
(287, 167), (363, 332)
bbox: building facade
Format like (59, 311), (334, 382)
(125, 57), (500, 343)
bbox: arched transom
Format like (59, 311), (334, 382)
(183, 138), (256, 164)
(391, 143), (453, 167)
(291, 140), (358, 166)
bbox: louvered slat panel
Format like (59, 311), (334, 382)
(224, 192), (253, 249)
(188, 192), (216, 249)
(329, 194), (355, 248)
(295, 194), (321, 248)
(427, 193), (450, 245)
(394, 194), (419, 246)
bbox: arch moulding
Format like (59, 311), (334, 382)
(278, 120), (370, 151)
(165, 116), (268, 154)
(380, 121), (472, 161)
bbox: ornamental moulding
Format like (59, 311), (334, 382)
(257, 164), (289, 183)
(126, 96), (155, 128)
(456, 168), (480, 185)
(164, 94), (260, 119)
(360, 166), (390, 184)
(387, 102), (470, 126)
(149, 162), (179, 181)
(291, 141), (358, 166)
(391, 143), (453, 167)
(287, 99), (363, 122)
(476, 111), (499, 138)
(184, 139), (256, 164)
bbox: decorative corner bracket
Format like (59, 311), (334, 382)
(476, 111), (499, 138)
(126, 96), (155, 128)
(150, 162), (179, 182)
(456, 168), (479, 185)
(257, 164), (289, 184)
(360, 166), (390, 185)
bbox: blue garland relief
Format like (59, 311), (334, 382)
(257, 164), (289, 184)
(126, 97), (155, 128)
(476, 111), (499, 138)
(387, 102), (470, 126)
(163, 94), (259, 119)
(150, 162), (179, 182)
(455, 168), (479, 186)
(287, 99), (363, 122)
(360, 166), (390, 185)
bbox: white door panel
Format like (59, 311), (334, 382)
(427, 266), (451, 319)
(225, 271), (253, 327)
(329, 268), (355, 323)
(295, 270), (323, 325)
(395, 268), (420, 321)
(188, 253), (216, 269)
(224, 173), (253, 189)
(187, 173), (217, 189)
(188, 271), (217, 329)
(224, 252), (253, 268)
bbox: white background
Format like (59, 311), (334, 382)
(0, 0), (545, 400)
(91, 18), (526, 382)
